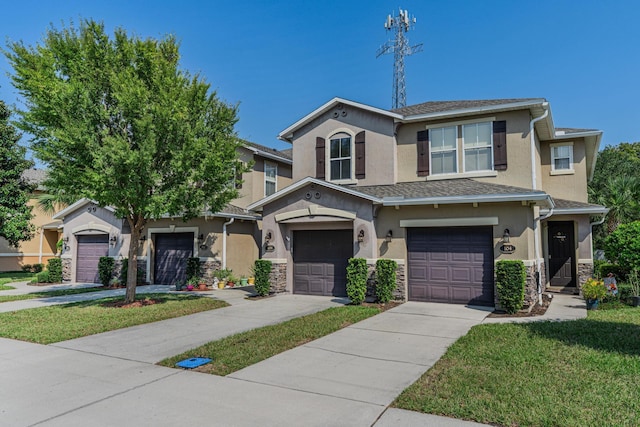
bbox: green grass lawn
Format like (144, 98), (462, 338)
(0, 293), (228, 344)
(0, 271), (38, 288)
(0, 287), (107, 303)
(394, 308), (640, 427)
(159, 305), (381, 375)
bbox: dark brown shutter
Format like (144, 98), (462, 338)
(355, 131), (366, 179)
(315, 137), (326, 179)
(417, 130), (430, 176)
(493, 121), (507, 171)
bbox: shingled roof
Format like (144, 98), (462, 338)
(21, 169), (47, 185)
(243, 140), (292, 161)
(391, 98), (543, 116)
(352, 179), (545, 200)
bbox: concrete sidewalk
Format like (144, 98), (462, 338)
(482, 293), (587, 324)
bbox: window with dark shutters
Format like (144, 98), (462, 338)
(355, 131), (365, 179)
(493, 120), (507, 170)
(417, 130), (430, 176)
(315, 137), (325, 179)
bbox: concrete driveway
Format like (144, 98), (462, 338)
(1, 295), (491, 426)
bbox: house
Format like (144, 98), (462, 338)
(247, 97), (608, 306)
(51, 142), (292, 284)
(0, 169), (61, 272)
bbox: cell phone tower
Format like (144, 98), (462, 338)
(376, 8), (423, 109)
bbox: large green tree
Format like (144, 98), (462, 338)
(0, 100), (34, 247)
(5, 20), (247, 302)
(589, 142), (640, 246)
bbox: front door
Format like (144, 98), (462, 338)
(548, 222), (576, 287)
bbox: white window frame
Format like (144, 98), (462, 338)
(326, 129), (355, 183)
(462, 121), (494, 173)
(550, 142), (574, 175)
(429, 125), (458, 175)
(264, 161), (277, 196)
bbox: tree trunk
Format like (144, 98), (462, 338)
(125, 215), (145, 303)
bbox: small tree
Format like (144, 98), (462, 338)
(495, 260), (526, 314)
(604, 221), (640, 273)
(6, 20), (248, 303)
(98, 257), (115, 286)
(47, 258), (63, 283)
(346, 258), (367, 305)
(253, 260), (272, 296)
(186, 257), (201, 282)
(375, 259), (397, 303)
(0, 100), (34, 247)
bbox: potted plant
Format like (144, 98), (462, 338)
(227, 274), (238, 288)
(186, 276), (198, 291)
(582, 278), (606, 310)
(628, 269), (640, 307)
(240, 276), (248, 286)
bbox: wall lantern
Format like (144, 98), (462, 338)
(502, 229), (511, 243)
(198, 233), (204, 242)
(357, 229), (365, 243)
(109, 235), (117, 246)
(62, 236), (69, 243)
(265, 231), (272, 243)
(385, 230), (393, 243)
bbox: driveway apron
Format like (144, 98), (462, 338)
(229, 302), (490, 406)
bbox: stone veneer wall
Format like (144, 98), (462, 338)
(577, 262), (592, 291)
(365, 262), (406, 302)
(524, 265), (538, 309)
(200, 260), (222, 286)
(269, 262), (287, 294)
(62, 258), (72, 282)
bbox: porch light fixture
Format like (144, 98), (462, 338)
(502, 229), (511, 243)
(357, 229), (365, 243)
(385, 230), (393, 243)
(198, 233), (204, 242)
(109, 235), (117, 246)
(264, 231), (272, 243)
(62, 236), (69, 243)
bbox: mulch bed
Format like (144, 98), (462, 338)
(101, 298), (160, 308)
(487, 293), (552, 318)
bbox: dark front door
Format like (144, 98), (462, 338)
(154, 233), (194, 285)
(548, 222), (576, 287)
(293, 229), (352, 297)
(76, 234), (109, 283)
(407, 227), (494, 306)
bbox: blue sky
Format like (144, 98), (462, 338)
(1, 0), (638, 158)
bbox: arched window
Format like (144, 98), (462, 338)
(329, 132), (351, 181)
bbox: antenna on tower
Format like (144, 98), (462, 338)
(376, 7), (423, 109)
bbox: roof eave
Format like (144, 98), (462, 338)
(382, 192), (553, 208)
(541, 207), (609, 215)
(244, 145), (293, 165)
(399, 99), (548, 123)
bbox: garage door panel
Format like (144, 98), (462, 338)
(408, 227), (494, 306)
(76, 235), (109, 283)
(293, 230), (351, 297)
(154, 233), (193, 285)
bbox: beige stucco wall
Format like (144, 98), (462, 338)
(374, 202), (536, 264)
(0, 193), (60, 271)
(233, 148), (293, 209)
(539, 138), (588, 202)
(292, 106), (396, 185)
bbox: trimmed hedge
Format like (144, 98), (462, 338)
(186, 257), (201, 282)
(604, 221), (640, 273)
(98, 257), (114, 286)
(47, 258), (63, 283)
(346, 258), (368, 305)
(375, 259), (397, 303)
(495, 260), (526, 314)
(253, 259), (272, 296)
(36, 271), (50, 283)
(597, 263), (627, 281)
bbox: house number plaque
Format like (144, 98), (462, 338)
(499, 244), (516, 254)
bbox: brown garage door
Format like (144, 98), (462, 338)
(76, 234), (109, 283)
(154, 233), (193, 285)
(408, 227), (494, 306)
(293, 230), (352, 297)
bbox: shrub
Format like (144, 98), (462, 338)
(21, 264), (32, 273)
(375, 259), (397, 303)
(98, 257), (114, 286)
(597, 263), (627, 281)
(593, 259), (607, 279)
(186, 257), (201, 282)
(604, 221), (640, 273)
(253, 260), (272, 296)
(36, 270), (50, 283)
(627, 269), (640, 297)
(495, 260), (526, 314)
(47, 258), (62, 283)
(346, 258), (368, 305)
(120, 258), (129, 282)
(33, 263), (44, 273)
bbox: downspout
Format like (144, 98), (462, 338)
(222, 218), (235, 270)
(534, 202), (554, 305)
(38, 227), (44, 264)
(530, 103), (550, 305)
(589, 214), (608, 265)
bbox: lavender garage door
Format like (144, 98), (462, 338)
(76, 234), (109, 283)
(154, 233), (194, 285)
(407, 227), (494, 306)
(293, 230), (352, 297)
